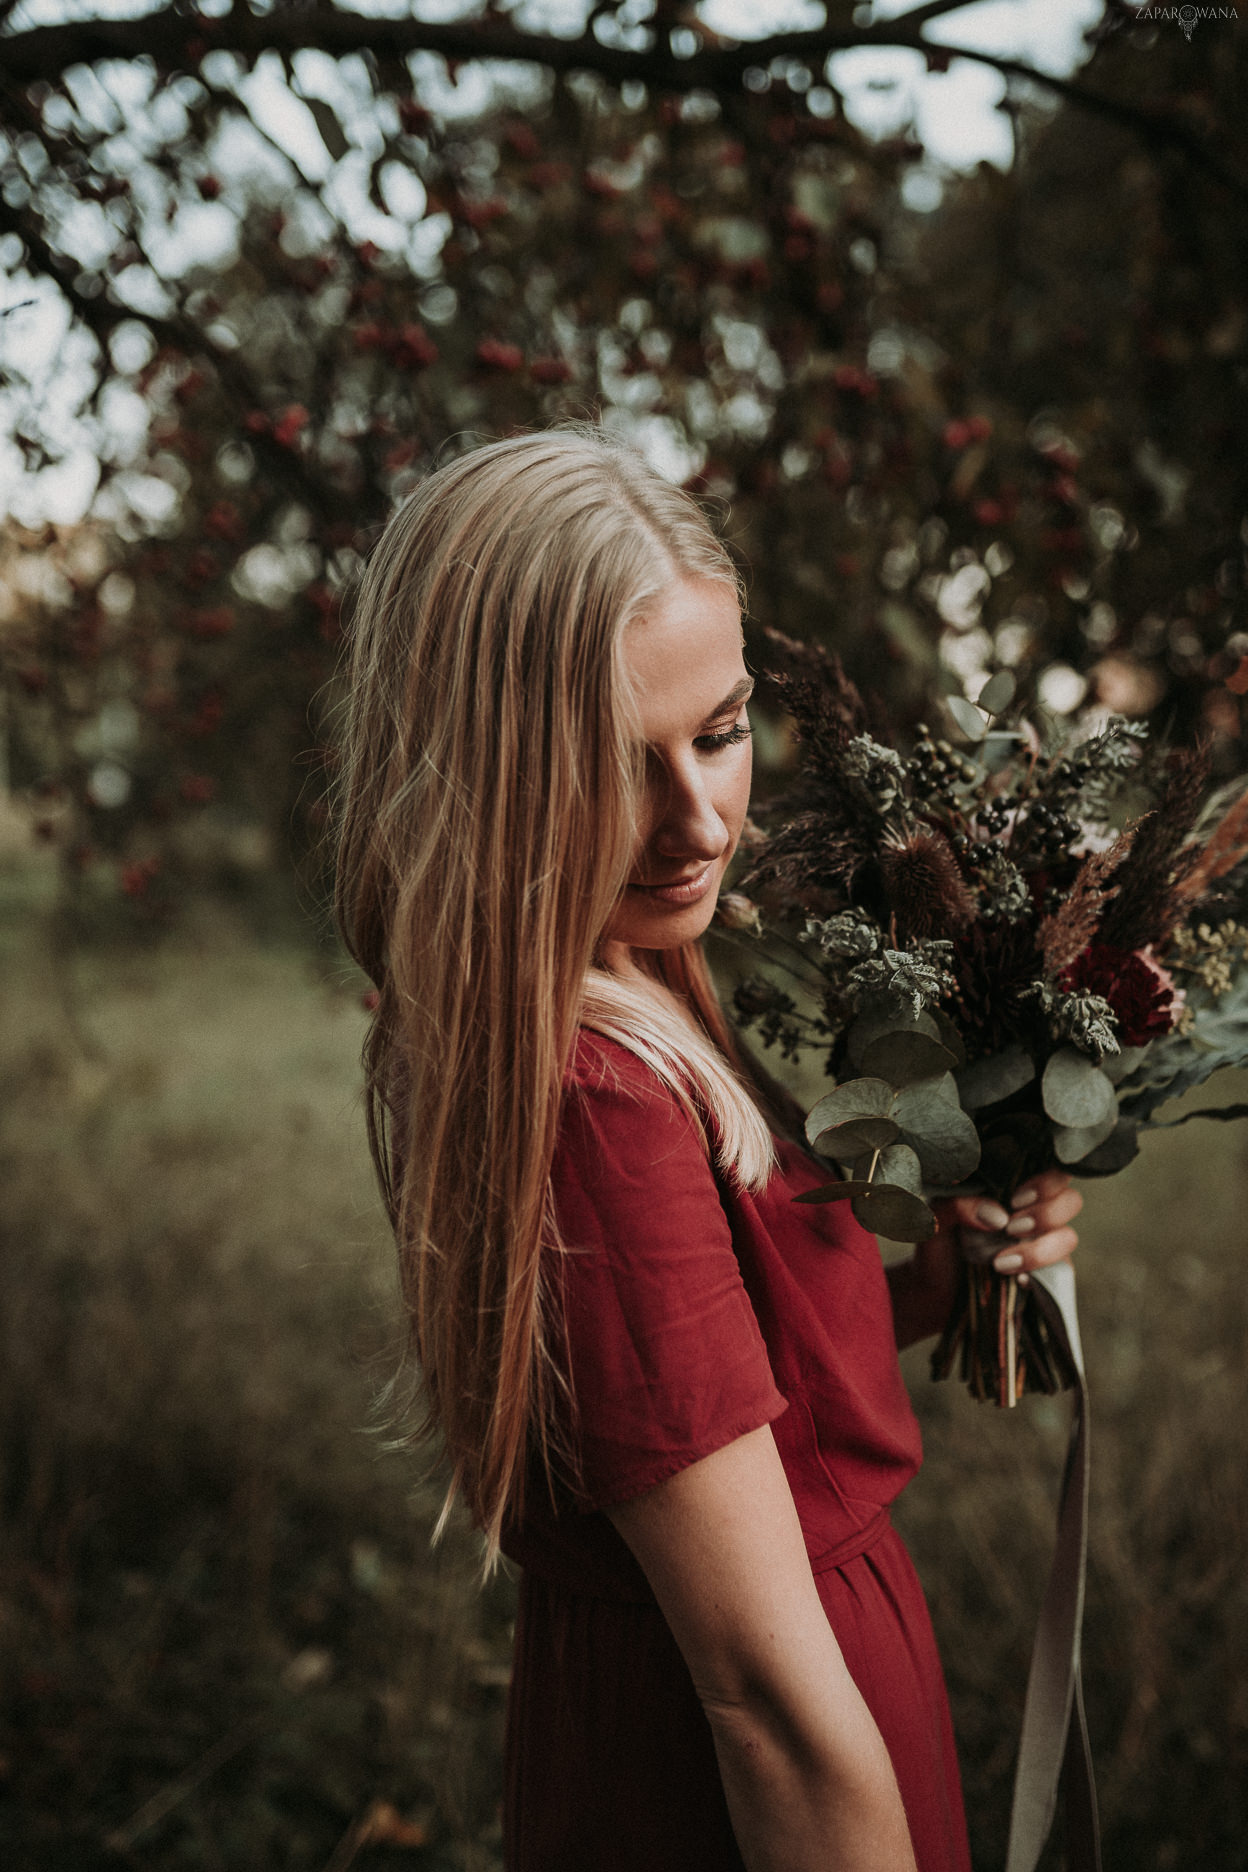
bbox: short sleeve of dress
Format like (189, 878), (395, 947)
(550, 1032), (788, 1511)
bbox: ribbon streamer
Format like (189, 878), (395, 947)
(1004, 1259), (1101, 1872)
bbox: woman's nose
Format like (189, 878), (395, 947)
(650, 767), (726, 860)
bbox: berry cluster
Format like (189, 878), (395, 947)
(1048, 753), (1096, 793)
(973, 799), (1014, 841)
(1022, 799), (1081, 855)
(910, 725), (978, 803)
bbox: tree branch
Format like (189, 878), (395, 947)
(2, 1), (1242, 204)
(1, 5), (1244, 201)
(0, 190), (343, 521)
(889, 0), (986, 29)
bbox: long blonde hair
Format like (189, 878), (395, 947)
(333, 428), (773, 1558)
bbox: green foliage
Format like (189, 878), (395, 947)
(1, 3), (1246, 917)
(3, 906), (1246, 1867)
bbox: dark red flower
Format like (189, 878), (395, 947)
(1059, 942), (1180, 1046)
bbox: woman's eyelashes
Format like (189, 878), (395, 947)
(694, 718), (752, 755)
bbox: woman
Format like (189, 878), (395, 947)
(334, 427), (1082, 1872)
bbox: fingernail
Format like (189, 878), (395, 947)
(976, 1201), (1010, 1230)
(1011, 1186), (1038, 1209)
(1005, 1214), (1036, 1237)
(994, 1251), (1026, 1273)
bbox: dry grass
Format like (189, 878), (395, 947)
(2, 861), (1246, 1870)
(0, 868), (511, 1871)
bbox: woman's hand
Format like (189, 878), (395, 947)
(888, 1170), (1084, 1351)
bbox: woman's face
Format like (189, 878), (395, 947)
(599, 574), (753, 970)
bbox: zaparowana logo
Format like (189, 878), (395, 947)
(1133, 5), (1238, 40)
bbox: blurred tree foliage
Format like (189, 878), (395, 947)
(0, 0), (1246, 917)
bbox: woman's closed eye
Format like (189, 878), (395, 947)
(694, 718), (752, 755)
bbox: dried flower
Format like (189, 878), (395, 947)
(1021, 980), (1120, 1058)
(1098, 741), (1212, 950)
(976, 849), (1032, 924)
(879, 826), (977, 941)
(806, 909), (881, 959)
(847, 941), (956, 1018)
(841, 734), (908, 814)
(1036, 822), (1137, 974)
(1059, 942), (1181, 1046)
(1172, 786), (1248, 909)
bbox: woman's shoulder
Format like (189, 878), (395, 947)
(560, 1026), (713, 1170)
(566, 1026), (675, 1103)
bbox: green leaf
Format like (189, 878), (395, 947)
(860, 1028), (957, 1086)
(1052, 1108), (1119, 1163)
(956, 1044), (1036, 1110)
(1099, 1043), (1152, 1087)
(977, 670), (1017, 716)
(928, 1006), (967, 1069)
(1041, 1046), (1118, 1128)
(846, 995), (940, 1071)
(873, 1141), (925, 1195)
(850, 1184), (937, 1242)
(893, 1074), (981, 1182)
(805, 1077), (895, 1152)
(947, 695), (988, 740)
(811, 1116), (901, 1159)
(1073, 1117), (1140, 1173)
(793, 1178), (878, 1205)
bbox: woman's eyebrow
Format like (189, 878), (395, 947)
(702, 676), (755, 724)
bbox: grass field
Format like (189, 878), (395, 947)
(2, 858), (1246, 1870)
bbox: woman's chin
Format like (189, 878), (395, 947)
(606, 890), (722, 955)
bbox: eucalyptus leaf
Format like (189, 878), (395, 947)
(1073, 1117), (1140, 1173)
(1099, 1043), (1151, 1087)
(874, 1141), (925, 1195)
(850, 1184), (937, 1242)
(1052, 1107), (1119, 1163)
(977, 669), (1017, 716)
(928, 1006), (968, 1069)
(1042, 1047), (1118, 1128)
(861, 1028), (958, 1087)
(813, 1116), (901, 1159)
(805, 1077), (895, 1152)
(847, 995), (940, 1071)
(850, 1143), (924, 1191)
(956, 1044), (1036, 1110)
(894, 1070), (964, 1112)
(793, 1178), (878, 1205)
(947, 695), (988, 741)
(893, 1075), (981, 1183)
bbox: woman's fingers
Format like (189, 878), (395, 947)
(949, 1173), (1084, 1276)
(951, 1176), (1082, 1231)
(1008, 1168), (1084, 1214)
(990, 1222), (1080, 1272)
(1001, 1182), (1084, 1237)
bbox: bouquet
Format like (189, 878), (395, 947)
(726, 633), (1248, 1408)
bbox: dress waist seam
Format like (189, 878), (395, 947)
(807, 1506), (893, 1574)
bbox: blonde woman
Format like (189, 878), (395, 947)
(334, 428), (1082, 1872)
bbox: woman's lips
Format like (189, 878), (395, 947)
(627, 865), (716, 906)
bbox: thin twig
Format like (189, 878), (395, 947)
(318, 1810), (371, 1872)
(104, 1716), (263, 1853)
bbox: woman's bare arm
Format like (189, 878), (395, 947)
(607, 1424), (918, 1872)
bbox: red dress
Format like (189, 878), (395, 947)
(501, 1030), (971, 1872)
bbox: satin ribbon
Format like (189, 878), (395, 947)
(1005, 1260), (1102, 1872)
